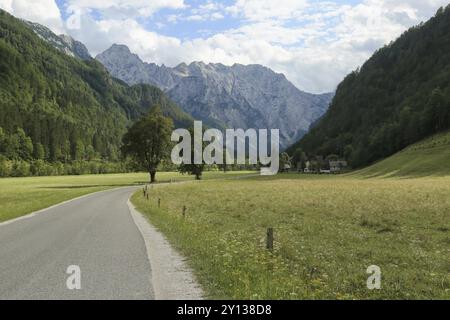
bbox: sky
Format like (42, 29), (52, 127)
(0, 0), (448, 93)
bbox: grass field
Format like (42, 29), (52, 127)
(356, 130), (450, 178)
(132, 174), (450, 299)
(0, 171), (251, 223)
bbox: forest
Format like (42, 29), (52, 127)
(289, 5), (450, 168)
(0, 9), (192, 177)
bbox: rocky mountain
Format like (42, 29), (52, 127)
(96, 44), (333, 149)
(23, 21), (91, 60)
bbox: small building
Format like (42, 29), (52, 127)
(329, 160), (348, 173)
(281, 163), (291, 173)
(303, 160), (312, 173)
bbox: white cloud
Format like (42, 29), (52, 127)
(185, 14), (203, 21)
(0, 0), (65, 33)
(66, 16), (184, 66)
(65, 0), (186, 19)
(227, 0), (309, 21)
(72, 0), (449, 93)
(211, 12), (224, 20)
(0, 0), (11, 11)
(1, 0), (449, 93)
(180, 1), (226, 22)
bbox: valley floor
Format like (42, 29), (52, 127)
(132, 173), (450, 299)
(1, 171), (448, 299)
(0, 171), (250, 223)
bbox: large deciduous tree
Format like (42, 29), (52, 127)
(121, 106), (174, 183)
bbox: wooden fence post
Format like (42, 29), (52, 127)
(266, 228), (274, 251)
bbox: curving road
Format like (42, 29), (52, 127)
(0, 187), (154, 300)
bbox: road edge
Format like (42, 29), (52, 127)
(127, 199), (204, 300)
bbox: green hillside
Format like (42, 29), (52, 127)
(354, 130), (450, 177)
(289, 5), (450, 169)
(0, 9), (192, 163)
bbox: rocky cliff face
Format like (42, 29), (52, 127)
(97, 44), (333, 148)
(24, 21), (91, 60)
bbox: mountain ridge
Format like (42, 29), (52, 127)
(23, 20), (92, 60)
(289, 5), (450, 167)
(96, 44), (333, 149)
(0, 9), (192, 163)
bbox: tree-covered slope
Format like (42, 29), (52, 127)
(0, 9), (192, 163)
(353, 130), (450, 178)
(290, 5), (450, 168)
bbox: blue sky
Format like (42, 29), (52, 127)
(1, 0), (448, 93)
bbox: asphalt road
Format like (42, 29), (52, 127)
(0, 187), (154, 300)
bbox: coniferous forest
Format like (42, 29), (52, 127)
(289, 5), (450, 168)
(0, 9), (192, 177)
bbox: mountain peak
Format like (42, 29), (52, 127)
(96, 46), (333, 148)
(23, 20), (91, 60)
(109, 43), (132, 53)
(96, 44), (144, 65)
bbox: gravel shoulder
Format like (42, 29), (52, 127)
(128, 198), (204, 300)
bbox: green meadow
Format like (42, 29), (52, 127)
(131, 133), (450, 299)
(132, 173), (450, 299)
(355, 131), (450, 178)
(2, 131), (450, 299)
(0, 171), (251, 223)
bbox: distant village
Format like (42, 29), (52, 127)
(281, 153), (348, 174)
